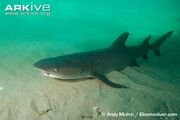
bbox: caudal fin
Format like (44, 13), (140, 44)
(152, 31), (173, 56)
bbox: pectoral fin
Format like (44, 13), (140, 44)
(91, 72), (127, 88)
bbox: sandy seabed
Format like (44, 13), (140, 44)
(0, 38), (180, 120)
(1, 0), (180, 119)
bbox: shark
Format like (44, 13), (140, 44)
(33, 31), (173, 88)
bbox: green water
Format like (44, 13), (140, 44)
(1, 0), (180, 81)
(0, 0), (180, 120)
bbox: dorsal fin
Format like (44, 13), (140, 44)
(141, 35), (151, 47)
(110, 32), (129, 48)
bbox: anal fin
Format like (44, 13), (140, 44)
(142, 54), (148, 60)
(130, 60), (139, 66)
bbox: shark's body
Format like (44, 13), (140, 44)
(34, 31), (173, 88)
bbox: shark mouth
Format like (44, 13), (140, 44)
(35, 68), (90, 80)
(41, 71), (50, 76)
(41, 71), (60, 78)
(35, 68), (59, 78)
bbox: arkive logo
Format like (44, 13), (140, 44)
(4, 2), (51, 16)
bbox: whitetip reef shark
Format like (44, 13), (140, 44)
(33, 31), (173, 88)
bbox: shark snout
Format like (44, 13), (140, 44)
(33, 60), (55, 73)
(33, 62), (51, 76)
(33, 60), (46, 69)
(33, 62), (44, 72)
(33, 63), (43, 72)
(33, 62), (39, 68)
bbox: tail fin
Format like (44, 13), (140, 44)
(152, 31), (173, 56)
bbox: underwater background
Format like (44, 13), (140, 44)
(0, 0), (180, 120)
